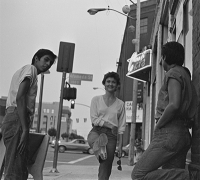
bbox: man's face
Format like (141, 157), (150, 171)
(35, 55), (54, 74)
(161, 55), (167, 72)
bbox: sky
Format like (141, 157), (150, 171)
(0, 0), (139, 139)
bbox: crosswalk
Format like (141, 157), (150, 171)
(45, 155), (95, 164)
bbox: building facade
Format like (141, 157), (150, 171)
(117, 0), (157, 146)
(32, 102), (72, 137)
(148, 0), (199, 177)
(0, 97), (73, 139)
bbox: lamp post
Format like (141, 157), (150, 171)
(36, 70), (50, 133)
(88, 1), (140, 166)
(87, 7), (135, 20)
(127, 0), (140, 166)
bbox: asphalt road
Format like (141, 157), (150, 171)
(45, 145), (132, 169)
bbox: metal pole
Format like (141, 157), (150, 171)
(36, 73), (44, 133)
(128, 0), (140, 166)
(50, 71), (66, 173)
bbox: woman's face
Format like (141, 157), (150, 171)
(104, 77), (118, 93)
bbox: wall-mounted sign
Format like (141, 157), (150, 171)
(125, 101), (143, 123)
(126, 49), (152, 82)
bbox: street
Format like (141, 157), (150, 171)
(45, 145), (132, 170)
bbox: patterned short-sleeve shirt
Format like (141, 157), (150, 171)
(155, 66), (192, 119)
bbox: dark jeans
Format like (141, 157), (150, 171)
(132, 119), (191, 180)
(1, 108), (28, 180)
(87, 126), (117, 180)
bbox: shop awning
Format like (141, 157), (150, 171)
(126, 49), (152, 82)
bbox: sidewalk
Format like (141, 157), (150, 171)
(29, 164), (134, 180)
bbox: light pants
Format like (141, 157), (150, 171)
(2, 108), (29, 180)
(87, 126), (117, 180)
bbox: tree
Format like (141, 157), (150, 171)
(61, 132), (69, 140)
(69, 133), (76, 140)
(48, 127), (57, 138)
(69, 133), (84, 140)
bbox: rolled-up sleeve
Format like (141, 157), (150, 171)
(90, 97), (105, 126)
(118, 104), (126, 134)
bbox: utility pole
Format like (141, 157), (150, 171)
(36, 70), (50, 133)
(50, 71), (66, 173)
(128, 0), (140, 166)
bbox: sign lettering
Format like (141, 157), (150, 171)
(127, 49), (152, 74)
(69, 73), (93, 81)
(69, 79), (81, 85)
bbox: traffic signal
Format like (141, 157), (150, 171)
(71, 100), (75, 109)
(63, 87), (77, 101)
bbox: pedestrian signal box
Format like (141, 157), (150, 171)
(63, 87), (77, 101)
(57, 42), (75, 73)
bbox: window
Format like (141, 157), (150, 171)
(51, 109), (54, 113)
(43, 109), (46, 113)
(47, 109), (49, 113)
(79, 140), (85, 144)
(140, 18), (148, 34)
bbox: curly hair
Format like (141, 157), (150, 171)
(102, 72), (120, 86)
(161, 41), (184, 66)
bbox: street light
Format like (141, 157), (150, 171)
(88, 1), (140, 166)
(87, 6), (135, 20)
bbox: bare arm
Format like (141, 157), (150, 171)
(16, 77), (30, 154)
(155, 78), (181, 129)
(117, 134), (123, 158)
(16, 78), (30, 131)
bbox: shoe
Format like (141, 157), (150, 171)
(98, 133), (108, 160)
(92, 133), (108, 161)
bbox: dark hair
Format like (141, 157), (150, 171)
(102, 72), (120, 86)
(31, 49), (57, 65)
(161, 41), (184, 66)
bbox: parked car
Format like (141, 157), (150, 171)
(51, 139), (94, 155)
(115, 144), (130, 157)
(50, 139), (61, 145)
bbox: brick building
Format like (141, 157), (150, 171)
(118, 0), (199, 176)
(117, 0), (157, 146)
(146, 0), (199, 177)
(190, 0), (200, 177)
(0, 97), (73, 140)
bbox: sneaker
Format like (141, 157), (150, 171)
(92, 133), (108, 161)
(98, 133), (108, 160)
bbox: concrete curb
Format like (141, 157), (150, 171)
(36, 164), (134, 180)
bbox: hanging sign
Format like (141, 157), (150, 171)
(126, 49), (152, 82)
